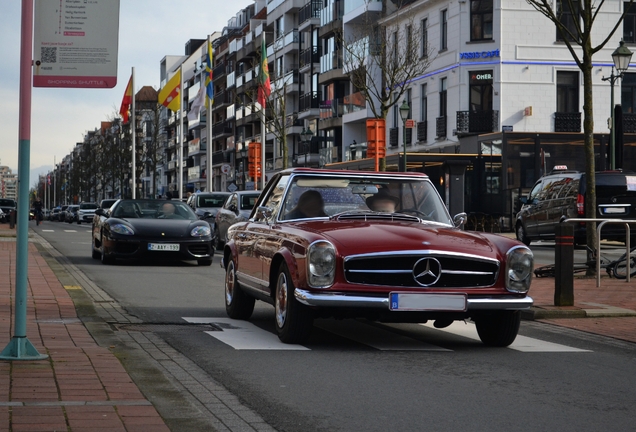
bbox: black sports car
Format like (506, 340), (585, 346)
(91, 199), (214, 266)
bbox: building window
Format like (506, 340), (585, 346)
(420, 84), (428, 122)
(621, 72), (636, 113)
(624, 2), (636, 43)
(440, 77), (447, 116)
(556, 71), (579, 112)
(405, 88), (412, 118)
(556, 0), (580, 42)
(470, 0), (493, 41)
(421, 18), (428, 58)
(469, 70), (493, 111)
(406, 25), (413, 62)
(440, 9), (448, 51)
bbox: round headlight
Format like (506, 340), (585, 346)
(111, 224), (134, 235)
(308, 241), (336, 288)
(505, 246), (533, 293)
(191, 226), (211, 237)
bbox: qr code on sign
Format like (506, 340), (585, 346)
(41, 47), (57, 63)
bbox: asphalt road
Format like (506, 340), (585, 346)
(34, 221), (636, 432)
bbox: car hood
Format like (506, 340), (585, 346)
(111, 218), (207, 238)
(291, 220), (513, 260)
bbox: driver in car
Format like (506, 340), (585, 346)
(160, 202), (178, 219)
(366, 189), (400, 213)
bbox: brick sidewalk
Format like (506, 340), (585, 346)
(0, 225), (169, 431)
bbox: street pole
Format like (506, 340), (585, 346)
(610, 73), (615, 170)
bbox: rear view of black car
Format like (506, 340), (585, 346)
(516, 168), (636, 245)
(0, 199), (16, 223)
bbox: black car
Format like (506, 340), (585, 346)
(516, 167), (636, 245)
(91, 199), (214, 265)
(0, 199), (16, 223)
(65, 205), (79, 223)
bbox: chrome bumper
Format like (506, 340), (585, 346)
(294, 288), (533, 311)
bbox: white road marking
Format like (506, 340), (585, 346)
(63, 230), (77, 233)
(315, 319), (450, 351)
(42, 230), (54, 232)
(183, 317), (310, 350)
(419, 321), (591, 352)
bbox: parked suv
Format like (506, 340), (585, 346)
(77, 202), (98, 224)
(515, 167), (636, 245)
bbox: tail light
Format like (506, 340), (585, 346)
(576, 194), (584, 216)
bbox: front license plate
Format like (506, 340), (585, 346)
(389, 293), (467, 311)
(148, 243), (180, 251)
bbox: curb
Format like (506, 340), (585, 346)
(522, 306), (636, 320)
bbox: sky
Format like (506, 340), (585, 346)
(0, 0), (254, 185)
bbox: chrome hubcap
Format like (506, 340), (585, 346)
(275, 272), (288, 328)
(225, 261), (235, 306)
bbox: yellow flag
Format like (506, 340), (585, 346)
(158, 69), (181, 112)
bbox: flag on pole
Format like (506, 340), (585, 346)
(47, 174), (51, 185)
(119, 75), (133, 123)
(205, 39), (214, 105)
(158, 69), (182, 112)
(257, 37), (271, 108)
(187, 87), (205, 122)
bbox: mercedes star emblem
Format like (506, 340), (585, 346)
(412, 257), (442, 286)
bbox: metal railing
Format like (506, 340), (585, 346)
(563, 218), (634, 286)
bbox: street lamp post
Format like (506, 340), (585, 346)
(399, 100), (410, 171)
(602, 40), (633, 170)
(300, 127), (313, 167)
(240, 146), (247, 190)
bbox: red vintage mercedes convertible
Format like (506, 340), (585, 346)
(221, 168), (533, 346)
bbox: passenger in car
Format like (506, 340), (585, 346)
(366, 189), (400, 213)
(285, 190), (327, 219)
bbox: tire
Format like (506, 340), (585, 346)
(224, 258), (255, 319)
(516, 223), (531, 246)
(274, 262), (314, 344)
(91, 237), (100, 260)
(100, 235), (115, 265)
(475, 311), (520, 347)
(612, 256), (636, 279)
(198, 258), (213, 266)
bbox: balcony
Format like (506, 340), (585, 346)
(456, 110), (499, 135)
(212, 150), (229, 165)
(188, 166), (201, 181)
(320, 98), (344, 120)
(188, 138), (206, 155)
(299, 91), (319, 112)
(300, 46), (321, 70)
(320, 51), (343, 74)
(624, 112), (636, 133)
(389, 127), (399, 148)
(212, 120), (233, 137)
(299, 0), (322, 25)
(213, 62), (226, 79)
(320, 0), (344, 27)
(436, 117), (447, 139)
(271, 69), (299, 93)
(554, 112), (581, 132)
(417, 121), (427, 142)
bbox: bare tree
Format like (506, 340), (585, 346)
(339, 2), (432, 120)
(526, 0), (634, 266)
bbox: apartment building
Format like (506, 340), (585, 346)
(0, 166), (17, 201)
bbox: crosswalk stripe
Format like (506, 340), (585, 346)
(183, 317), (310, 350)
(418, 321), (591, 352)
(184, 317), (591, 352)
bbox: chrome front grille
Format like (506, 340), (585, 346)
(343, 251), (500, 288)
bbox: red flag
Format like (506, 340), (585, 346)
(257, 38), (270, 108)
(119, 75), (133, 123)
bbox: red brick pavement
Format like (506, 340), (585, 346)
(0, 224), (169, 431)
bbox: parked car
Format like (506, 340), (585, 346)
(515, 167), (636, 245)
(222, 168), (534, 346)
(92, 199), (214, 266)
(65, 205), (79, 223)
(49, 207), (61, 221)
(188, 192), (231, 221)
(99, 199), (118, 210)
(77, 202), (98, 224)
(58, 205), (69, 222)
(214, 191), (260, 249)
(0, 199), (16, 223)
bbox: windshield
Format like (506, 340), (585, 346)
(278, 174), (452, 224)
(80, 203), (98, 209)
(241, 194), (259, 210)
(197, 194), (227, 208)
(112, 200), (197, 220)
(0, 199), (16, 207)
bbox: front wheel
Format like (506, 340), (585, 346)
(516, 223), (531, 246)
(612, 256), (636, 279)
(224, 258), (255, 319)
(275, 263), (314, 344)
(475, 311), (520, 347)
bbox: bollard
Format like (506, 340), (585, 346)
(554, 223), (574, 306)
(9, 209), (16, 229)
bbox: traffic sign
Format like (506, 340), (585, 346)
(405, 119), (416, 129)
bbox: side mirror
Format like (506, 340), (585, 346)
(202, 211), (212, 219)
(257, 206), (273, 221)
(453, 212), (467, 228)
(95, 208), (104, 216)
(229, 204), (238, 213)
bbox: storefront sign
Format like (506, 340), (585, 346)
(460, 49), (500, 60)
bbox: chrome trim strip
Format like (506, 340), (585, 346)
(347, 269), (412, 274)
(294, 288), (533, 310)
(344, 249), (500, 265)
(236, 271), (268, 291)
(347, 269), (493, 276)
